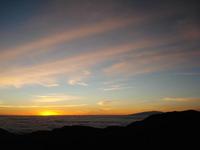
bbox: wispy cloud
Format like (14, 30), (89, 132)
(102, 84), (131, 91)
(0, 42), (136, 88)
(0, 104), (87, 108)
(0, 17), (134, 62)
(1, 35), (199, 88)
(163, 97), (200, 102)
(97, 100), (119, 112)
(0, 10), (199, 89)
(97, 100), (113, 106)
(175, 72), (200, 76)
(176, 20), (200, 41)
(104, 48), (200, 76)
(33, 94), (82, 103)
(68, 70), (91, 86)
(68, 80), (88, 86)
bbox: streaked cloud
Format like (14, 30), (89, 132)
(0, 17), (134, 62)
(176, 20), (200, 41)
(68, 80), (88, 86)
(104, 48), (200, 76)
(0, 33), (199, 88)
(68, 70), (91, 86)
(42, 83), (60, 87)
(0, 104), (87, 108)
(33, 94), (82, 103)
(163, 97), (200, 102)
(97, 100), (120, 113)
(0, 42), (136, 88)
(1, 34), (199, 88)
(102, 84), (131, 91)
(0, 0), (200, 115)
(175, 72), (200, 76)
(97, 100), (113, 106)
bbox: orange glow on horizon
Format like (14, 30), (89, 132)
(39, 111), (60, 116)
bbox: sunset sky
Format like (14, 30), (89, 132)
(0, 0), (200, 115)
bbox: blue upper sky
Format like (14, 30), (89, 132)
(0, 0), (200, 115)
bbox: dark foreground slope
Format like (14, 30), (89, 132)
(0, 110), (199, 150)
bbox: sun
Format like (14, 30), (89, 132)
(39, 111), (59, 116)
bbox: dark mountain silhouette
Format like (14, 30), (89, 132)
(128, 111), (162, 118)
(0, 110), (199, 150)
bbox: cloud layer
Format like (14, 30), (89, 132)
(0, 0), (200, 114)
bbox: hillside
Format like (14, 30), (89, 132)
(0, 110), (199, 149)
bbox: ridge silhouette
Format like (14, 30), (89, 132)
(0, 110), (199, 149)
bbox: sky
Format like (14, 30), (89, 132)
(0, 0), (200, 115)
